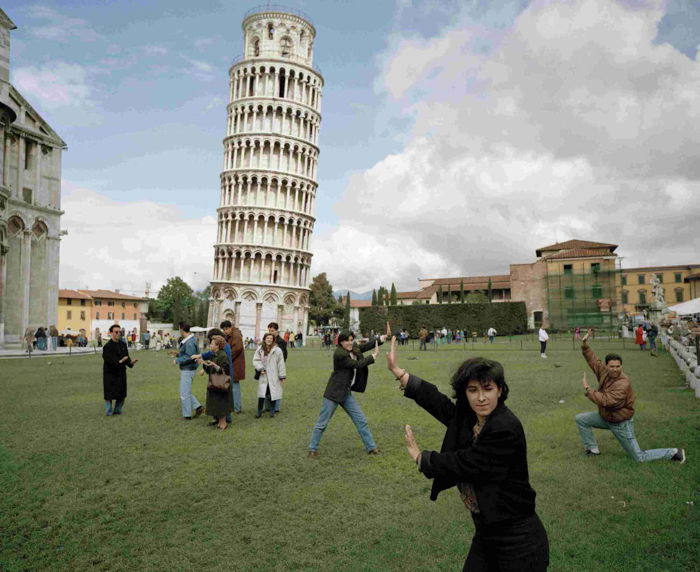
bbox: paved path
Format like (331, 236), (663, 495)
(0, 347), (99, 359)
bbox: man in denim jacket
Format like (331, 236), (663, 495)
(171, 322), (203, 420)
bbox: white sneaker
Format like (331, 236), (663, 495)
(541, 354), (547, 358)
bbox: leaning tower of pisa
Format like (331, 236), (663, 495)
(208, 7), (322, 340)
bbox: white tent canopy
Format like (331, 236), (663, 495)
(667, 297), (700, 316)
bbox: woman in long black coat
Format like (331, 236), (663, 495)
(102, 325), (137, 416)
(202, 335), (232, 430)
(386, 337), (549, 571)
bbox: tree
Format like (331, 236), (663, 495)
(460, 279), (465, 304)
(371, 289), (378, 306)
(343, 292), (351, 329)
(157, 277), (196, 327)
(465, 291), (489, 303)
(487, 278), (493, 302)
(309, 273), (339, 326)
(438, 285), (444, 304)
(192, 285), (211, 327)
(390, 283), (398, 306)
(447, 284), (452, 304)
(377, 286), (389, 306)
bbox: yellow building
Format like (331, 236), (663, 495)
(619, 264), (700, 314)
(57, 289), (93, 333)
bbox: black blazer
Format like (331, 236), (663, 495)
(404, 375), (536, 526)
(323, 338), (383, 403)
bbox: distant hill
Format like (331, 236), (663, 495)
(332, 289), (373, 301)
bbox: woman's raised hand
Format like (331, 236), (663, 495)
(386, 336), (399, 373)
(404, 424), (421, 463)
(372, 341), (380, 359)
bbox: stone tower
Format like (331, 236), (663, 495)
(208, 7), (322, 340)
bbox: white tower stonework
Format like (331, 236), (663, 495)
(209, 7), (322, 339)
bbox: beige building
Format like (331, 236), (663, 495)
(209, 7), (322, 339)
(619, 264), (700, 314)
(57, 289), (92, 333)
(0, 9), (66, 347)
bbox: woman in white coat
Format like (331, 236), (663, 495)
(253, 333), (286, 418)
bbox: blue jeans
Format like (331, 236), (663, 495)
(231, 381), (241, 412)
(575, 411), (677, 462)
(309, 394), (377, 452)
(104, 399), (124, 415)
(179, 369), (201, 418)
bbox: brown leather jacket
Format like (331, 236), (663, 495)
(226, 327), (245, 381)
(582, 345), (635, 423)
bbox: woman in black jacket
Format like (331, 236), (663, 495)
(308, 330), (384, 457)
(387, 337), (548, 571)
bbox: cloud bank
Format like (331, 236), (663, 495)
(314, 0), (700, 291)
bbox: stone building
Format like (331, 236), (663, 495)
(618, 264), (700, 315)
(0, 9), (66, 348)
(209, 7), (322, 339)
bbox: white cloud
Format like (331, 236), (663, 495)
(13, 61), (94, 111)
(180, 55), (216, 80)
(143, 44), (169, 56)
(59, 185), (215, 294)
(315, 0), (700, 292)
(26, 5), (101, 42)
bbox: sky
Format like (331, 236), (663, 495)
(6, 0), (700, 296)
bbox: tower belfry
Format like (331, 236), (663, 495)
(208, 7), (322, 339)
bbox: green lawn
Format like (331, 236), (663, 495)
(1, 339), (697, 571)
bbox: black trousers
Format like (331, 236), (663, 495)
(539, 341), (547, 354)
(464, 513), (549, 571)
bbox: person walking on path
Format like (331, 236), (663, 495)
(386, 337), (549, 571)
(308, 330), (385, 457)
(419, 326), (428, 351)
(253, 333), (286, 418)
(635, 324), (646, 350)
(102, 324), (138, 416)
(574, 329), (686, 463)
(538, 325), (549, 359)
(202, 335), (232, 430)
(486, 327), (497, 344)
(648, 323), (659, 356)
(170, 322), (203, 421)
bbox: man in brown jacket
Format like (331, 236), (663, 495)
(221, 319), (245, 413)
(575, 329), (685, 463)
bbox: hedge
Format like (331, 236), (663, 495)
(358, 302), (527, 337)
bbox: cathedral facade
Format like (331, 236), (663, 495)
(0, 9), (66, 348)
(208, 8), (322, 339)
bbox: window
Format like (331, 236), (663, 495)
(621, 290), (628, 304)
(80, 311), (85, 320)
(591, 263), (601, 274)
(637, 274), (645, 285)
(621, 275), (627, 286)
(133, 303), (137, 308)
(80, 299), (85, 306)
(675, 273), (682, 283)
(591, 285), (603, 298)
(67, 311), (72, 319)
(280, 37), (292, 57)
(108, 301), (114, 306)
(22, 188), (32, 204)
(67, 299), (73, 306)
(121, 302), (126, 308)
(108, 312), (114, 320)
(656, 273), (663, 283)
(675, 288), (684, 303)
(267, 22), (274, 40)
(25, 140), (34, 170)
(96, 312), (100, 319)
(133, 313), (137, 319)
(121, 313), (125, 319)
(564, 287), (575, 300)
(638, 290), (647, 304)
(563, 264), (573, 275)
(252, 38), (260, 56)
(95, 300), (102, 306)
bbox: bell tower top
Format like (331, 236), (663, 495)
(0, 9), (17, 84)
(242, 6), (316, 68)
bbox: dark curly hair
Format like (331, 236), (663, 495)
(451, 357), (509, 411)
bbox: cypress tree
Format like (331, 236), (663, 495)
(438, 285), (444, 304)
(390, 283), (398, 306)
(460, 279), (465, 304)
(487, 278), (493, 302)
(447, 284), (452, 304)
(371, 289), (378, 306)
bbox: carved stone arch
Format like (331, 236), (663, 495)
(223, 287), (237, 301)
(299, 293), (308, 306)
(283, 293), (297, 306)
(242, 289), (258, 302)
(263, 290), (279, 304)
(275, 254), (283, 262)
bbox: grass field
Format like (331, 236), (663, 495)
(1, 338), (697, 571)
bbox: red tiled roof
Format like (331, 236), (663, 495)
(78, 289), (147, 301)
(536, 239), (617, 257)
(58, 289), (92, 300)
(397, 290), (423, 299)
(544, 248), (618, 260)
(350, 299), (372, 308)
(429, 274), (511, 287)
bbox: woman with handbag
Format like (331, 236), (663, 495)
(202, 335), (232, 430)
(253, 333), (286, 418)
